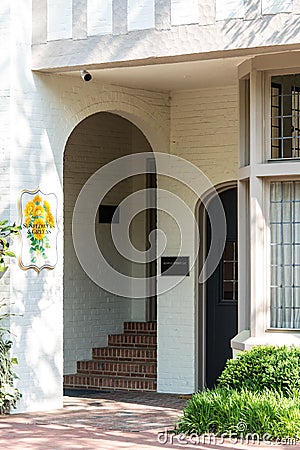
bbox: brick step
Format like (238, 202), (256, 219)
(92, 346), (156, 362)
(124, 322), (157, 335)
(108, 333), (157, 347)
(64, 374), (157, 392)
(77, 360), (157, 378)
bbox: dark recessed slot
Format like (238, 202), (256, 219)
(99, 205), (119, 224)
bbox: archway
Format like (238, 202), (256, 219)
(63, 112), (157, 389)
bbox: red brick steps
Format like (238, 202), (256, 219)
(77, 360), (156, 378)
(64, 322), (157, 392)
(92, 346), (157, 362)
(124, 322), (156, 334)
(108, 333), (156, 347)
(64, 374), (157, 391)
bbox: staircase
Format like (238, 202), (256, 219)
(64, 322), (157, 392)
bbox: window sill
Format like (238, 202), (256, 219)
(266, 328), (300, 333)
(268, 158), (300, 162)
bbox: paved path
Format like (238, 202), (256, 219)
(0, 391), (299, 449)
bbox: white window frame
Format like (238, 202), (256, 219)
(265, 69), (300, 162)
(265, 176), (300, 330)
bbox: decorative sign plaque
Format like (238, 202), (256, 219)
(19, 189), (58, 272)
(161, 256), (190, 276)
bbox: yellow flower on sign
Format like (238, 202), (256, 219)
(32, 218), (46, 240)
(24, 201), (35, 217)
(46, 212), (55, 228)
(43, 200), (51, 212)
(34, 205), (45, 217)
(33, 195), (42, 203)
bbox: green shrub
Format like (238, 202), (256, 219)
(0, 220), (20, 272)
(217, 345), (300, 395)
(0, 337), (21, 414)
(0, 221), (22, 413)
(0, 300), (22, 413)
(176, 388), (300, 440)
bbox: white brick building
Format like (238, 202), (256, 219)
(2, 0), (300, 412)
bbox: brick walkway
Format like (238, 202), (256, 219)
(0, 391), (299, 449)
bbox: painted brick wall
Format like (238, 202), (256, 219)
(47, 0), (72, 40)
(0, 1), (11, 322)
(262, 0), (292, 14)
(157, 86), (238, 393)
(128, 0), (155, 30)
(170, 86), (238, 185)
(87, 0), (113, 35)
(216, 0), (244, 20)
(0, 0), (11, 224)
(171, 0), (199, 25)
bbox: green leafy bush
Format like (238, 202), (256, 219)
(0, 221), (22, 413)
(0, 336), (21, 414)
(217, 345), (300, 395)
(176, 346), (300, 440)
(0, 220), (20, 272)
(0, 300), (22, 413)
(176, 388), (300, 440)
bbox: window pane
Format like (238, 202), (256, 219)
(282, 200), (294, 222)
(294, 223), (300, 242)
(294, 268), (300, 287)
(282, 224), (292, 243)
(270, 202), (281, 222)
(222, 241), (238, 302)
(270, 223), (281, 244)
(270, 181), (282, 201)
(271, 264), (281, 287)
(282, 181), (293, 199)
(295, 244), (300, 264)
(271, 244), (281, 265)
(295, 182), (300, 200)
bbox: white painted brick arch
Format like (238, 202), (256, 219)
(56, 85), (170, 160)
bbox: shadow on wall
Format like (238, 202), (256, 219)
(221, 10), (300, 50)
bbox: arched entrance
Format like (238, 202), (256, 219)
(63, 112), (157, 391)
(198, 184), (238, 389)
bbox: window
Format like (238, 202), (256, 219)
(223, 241), (238, 301)
(271, 74), (300, 159)
(270, 181), (300, 328)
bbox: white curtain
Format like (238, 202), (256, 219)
(270, 181), (300, 328)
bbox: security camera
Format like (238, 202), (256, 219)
(80, 70), (92, 82)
